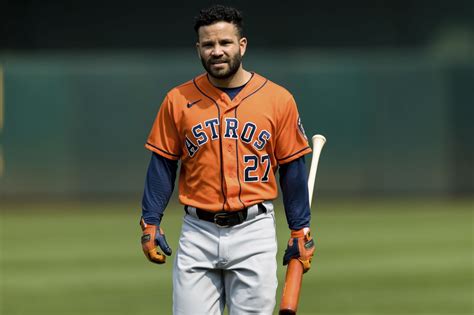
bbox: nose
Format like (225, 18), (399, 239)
(211, 45), (224, 57)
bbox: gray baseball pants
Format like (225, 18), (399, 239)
(173, 202), (277, 315)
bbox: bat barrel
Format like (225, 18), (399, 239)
(308, 134), (326, 207)
(311, 134), (326, 143)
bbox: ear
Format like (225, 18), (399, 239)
(196, 42), (201, 59)
(239, 37), (248, 57)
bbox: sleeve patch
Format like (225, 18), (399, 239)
(297, 116), (308, 140)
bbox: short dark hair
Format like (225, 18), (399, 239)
(194, 5), (244, 38)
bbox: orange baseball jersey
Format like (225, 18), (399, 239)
(146, 72), (311, 212)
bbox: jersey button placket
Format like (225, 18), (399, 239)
(221, 111), (240, 209)
(223, 143), (239, 207)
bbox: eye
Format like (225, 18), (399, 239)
(200, 41), (213, 48)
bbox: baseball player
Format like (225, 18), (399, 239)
(140, 5), (315, 315)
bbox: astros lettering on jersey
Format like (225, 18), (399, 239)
(146, 72), (311, 212)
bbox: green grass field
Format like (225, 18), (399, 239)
(1, 199), (472, 315)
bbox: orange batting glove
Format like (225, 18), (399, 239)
(140, 218), (172, 264)
(283, 227), (316, 273)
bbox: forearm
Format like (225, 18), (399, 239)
(279, 156), (311, 230)
(142, 152), (178, 225)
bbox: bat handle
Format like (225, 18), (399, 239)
(279, 259), (304, 315)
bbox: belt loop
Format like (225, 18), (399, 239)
(246, 204), (259, 220)
(262, 201), (273, 214)
(185, 206), (198, 218)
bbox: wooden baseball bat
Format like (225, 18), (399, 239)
(279, 134), (327, 315)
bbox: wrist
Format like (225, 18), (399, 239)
(290, 227), (311, 238)
(140, 214), (162, 226)
(140, 217), (158, 230)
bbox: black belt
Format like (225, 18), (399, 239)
(184, 203), (267, 227)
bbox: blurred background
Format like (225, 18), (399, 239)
(1, 1), (473, 315)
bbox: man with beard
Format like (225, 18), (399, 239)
(139, 5), (315, 314)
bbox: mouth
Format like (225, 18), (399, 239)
(210, 63), (227, 71)
(210, 60), (228, 66)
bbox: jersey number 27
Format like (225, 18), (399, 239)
(243, 154), (271, 182)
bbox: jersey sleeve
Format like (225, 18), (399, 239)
(142, 152), (178, 226)
(279, 156), (311, 230)
(145, 94), (182, 160)
(275, 95), (311, 164)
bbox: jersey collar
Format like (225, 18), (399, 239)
(193, 72), (268, 110)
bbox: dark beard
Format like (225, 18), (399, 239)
(201, 53), (242, 80)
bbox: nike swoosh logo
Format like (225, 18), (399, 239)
(187, 99), (202, 108)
